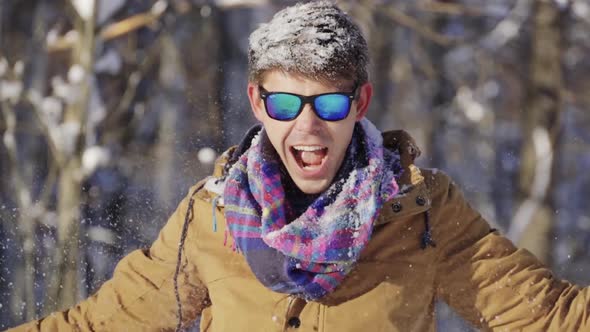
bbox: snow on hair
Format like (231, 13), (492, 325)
(248, 1), (369, 84)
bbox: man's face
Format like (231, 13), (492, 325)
(247, 70), (372, 194)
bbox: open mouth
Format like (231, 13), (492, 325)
(291, 145), (328, 170)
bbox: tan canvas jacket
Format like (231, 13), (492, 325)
(9, 130), (590, 332)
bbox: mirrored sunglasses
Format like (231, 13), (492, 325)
(258, 85), (357, 121)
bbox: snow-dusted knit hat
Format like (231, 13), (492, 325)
(248, 1), (369, 85)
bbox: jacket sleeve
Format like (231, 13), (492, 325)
(8, 183), (209, 332)
(433, 174), (590, 331)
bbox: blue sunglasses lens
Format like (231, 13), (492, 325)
(262, 88), (354, 121)
(314, 94), (351, 121)
(266, 93), (302, 120)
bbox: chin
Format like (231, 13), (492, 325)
(292, 178), (331, 194)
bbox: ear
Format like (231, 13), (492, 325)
(247, 82), (265, 122)
(354, 82), (373, 121)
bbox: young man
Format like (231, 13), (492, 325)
(10, 1), (590, 331)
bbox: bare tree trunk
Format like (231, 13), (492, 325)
(1, 0), (55, 322)
(509, 0), (563, 264)
(0, 2), (4, 48)
(155, 34), (184, 207)
(219, 6), (262, 146)
(174, 8), (224, 182)
(23, 0), (51, 319)
(366, 6), (394, 127)
(49, 0), (97, 310)
(426, 10), (453, 168)
(54, 168), (84, 308)
(0, 101), (36, 322)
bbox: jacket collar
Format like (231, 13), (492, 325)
(376, 130), (431, 225)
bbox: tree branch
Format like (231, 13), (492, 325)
(416, 1), (484, 17)
(380, 5), (461, 47)
(48, 3), (168, 53)
(0, 102), (31, 209)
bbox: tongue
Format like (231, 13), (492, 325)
(300, 150), (325, 166)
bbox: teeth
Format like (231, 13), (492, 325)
(302, 165), (319, 169)
(293, 146), (325, 152)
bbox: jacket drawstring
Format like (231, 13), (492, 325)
(174, 124), (260, 330)
(421, 210), (436, 249)
(211, 195), (221, 232)
(175, 184), (206, 332)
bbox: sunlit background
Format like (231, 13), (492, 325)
(1, 0), (590, 330)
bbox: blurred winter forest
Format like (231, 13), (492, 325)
(1, 0), (589, 330)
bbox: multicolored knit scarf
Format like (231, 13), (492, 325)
(223, 119), (401, 300)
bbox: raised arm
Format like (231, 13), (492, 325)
(8, 183), (209, 332)
(433, 174), (590, 331)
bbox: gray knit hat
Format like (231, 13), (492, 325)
(248, 1), (369, 84)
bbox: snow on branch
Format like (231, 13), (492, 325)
(72, 0), (96, 21)
(49, 1), (169, 52)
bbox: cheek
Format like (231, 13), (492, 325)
(264, 124), (290, 152)
(330, 122), (356, 146)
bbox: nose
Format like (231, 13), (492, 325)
(293, 104), (322, 133)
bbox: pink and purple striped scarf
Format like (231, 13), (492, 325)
(224, 119), (400, 300)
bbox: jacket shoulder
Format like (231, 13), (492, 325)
(419, 168), (454, 200)
(185, 146), (237, 202)
(211, 146), (237, 178)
